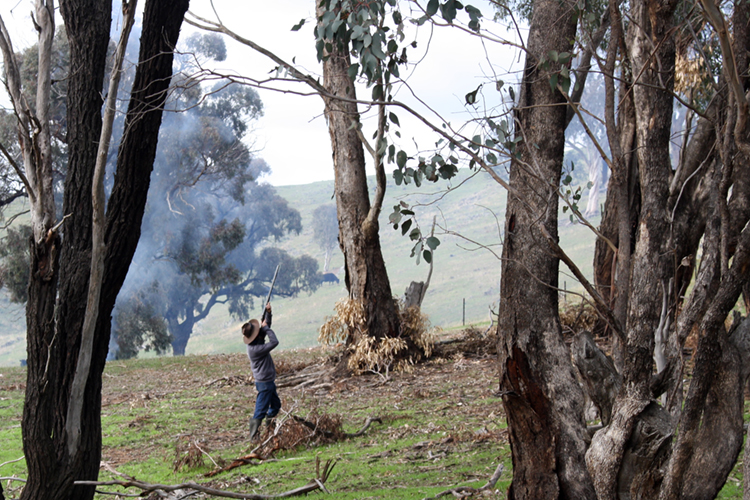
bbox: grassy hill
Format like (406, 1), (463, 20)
(0, 170), (598, 366)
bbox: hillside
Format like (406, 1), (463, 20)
(0, 170), (598, 366)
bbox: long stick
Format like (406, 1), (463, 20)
(262, 265), (280, 323)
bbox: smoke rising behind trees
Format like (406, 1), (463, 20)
(0, 29), (323, 359)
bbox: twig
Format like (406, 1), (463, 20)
(0, 457), (24, 469)
(421, 463), (505, 500)
(192, 439), (219, 468)
(344, 416), (383, 438)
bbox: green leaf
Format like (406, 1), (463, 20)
(389, 112), (400, 127)
(291, 19), (306, 31)
(393, 169), (404, 185)
(348, 63), (359, 80)
(509, 86), (515, 101)
(401, 219), (413, 235)
(409, 228), (421, 241)
(388, 206), (402, 224)
(549, 73), (558, 91)
(441, 0), (458, 22)
(561, 76), (571, 94)
(425, 236), (441, 250)
(371, 40), (386, 60)
(426, 0), (439, 16)
(465, 86), (480, 105)
(423, 249), (432, 264)
(396, 150), (408, 168)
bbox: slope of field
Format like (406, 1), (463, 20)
(0, 170), (599, 365)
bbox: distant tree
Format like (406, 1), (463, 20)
(113, 282), (171, 360)
(0, 225), (32, 303)
(312, 204), (338, 272)
(113, 44), (322, 358)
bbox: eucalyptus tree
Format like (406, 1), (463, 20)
(0, 1), (189, 499)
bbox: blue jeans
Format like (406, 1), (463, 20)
(254, 380), (281, 420)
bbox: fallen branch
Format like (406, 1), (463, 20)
(204, 375), (251, 388)
(0, 457), (24, 470)
(76, 456), (336, 500)
(292, 414), (382, 438)
(421, 463), (505, 499)
(203, 452), (265, 478)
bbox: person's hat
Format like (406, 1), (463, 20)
(242, 319), (260, 345)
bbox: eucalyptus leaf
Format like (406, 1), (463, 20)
(396, 150), (407, 168)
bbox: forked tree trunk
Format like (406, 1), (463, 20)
(318, 7), (400, 348)
(20, 1), (189, 499)
(496, 0), (595, 496)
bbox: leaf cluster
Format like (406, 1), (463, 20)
(113, 282), (172, 360)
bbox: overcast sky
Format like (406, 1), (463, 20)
(1, 0), (523, 186)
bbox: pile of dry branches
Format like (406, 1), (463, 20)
(318, 298), (436, 376)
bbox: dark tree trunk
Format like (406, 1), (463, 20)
(496, 0), (595, 496)
(319, 13), (400, 347)
(20, 1), (189, 499)
(21, 2), (112, 498)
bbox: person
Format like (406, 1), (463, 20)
(242, 301), (281, 440)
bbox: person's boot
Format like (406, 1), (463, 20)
(248, 417), (262, 440)
(265, 417), (276, 432)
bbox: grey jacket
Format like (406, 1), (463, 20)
(246, 327), (278, 383)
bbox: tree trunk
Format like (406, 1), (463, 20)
(318, 7), (400, 348)
(21, 1), (189, 499)
(497, 0), (595, 496)
(588, 0), (679, 495)
(21, 2), (112, 498)
(169, 313), (195, 357)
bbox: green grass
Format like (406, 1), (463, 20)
(0, 344), (747, 499)
(1, 347), (516, 499)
